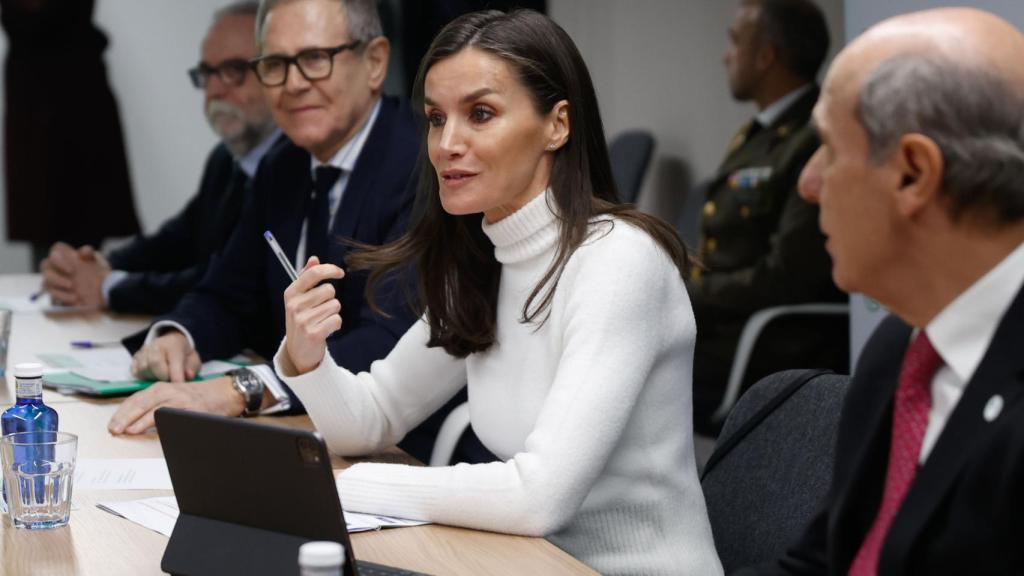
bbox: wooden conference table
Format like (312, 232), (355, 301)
(0, 274), (596, 576)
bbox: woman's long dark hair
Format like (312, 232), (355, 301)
(351, 9), (691, 358)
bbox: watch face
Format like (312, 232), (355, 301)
(232, 370), (263, 413)
(239, 375), (260, 394)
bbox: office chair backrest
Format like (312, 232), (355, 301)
(609, 130), (655, 204)
(676, 180), (707, 250)
(700, 369), (849, 572)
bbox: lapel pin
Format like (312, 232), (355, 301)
(983, 394), (1004, 422)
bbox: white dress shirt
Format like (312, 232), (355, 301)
(755, 84), (813, 128)
(919, 240), (1024, 462)
(238, 129), (282, 178)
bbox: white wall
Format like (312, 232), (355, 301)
(549, 0), (845, 225)
(94, 0), (230, 234)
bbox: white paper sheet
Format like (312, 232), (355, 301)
(40, 347), (132, 370)
(343, 511), (430, 532)
(69, 366), (134, 381)
(75, 458), (173, 490)
(197, 360), (241, 377)
(96, 496), (178, 536)
(96, 495), (429, 536)
(0, 295), (94, 313)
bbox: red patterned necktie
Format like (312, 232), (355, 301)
(848, 331), (943, 576)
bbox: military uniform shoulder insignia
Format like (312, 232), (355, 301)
(726, 120), (759, 155)
(727, 131), (746, 155)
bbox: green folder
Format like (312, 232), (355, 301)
(38, 352), (246, 397)
(41, 371), (240, 397)
(42, 372), (162, 397)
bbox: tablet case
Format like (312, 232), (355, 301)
(154, 408), (422, 576)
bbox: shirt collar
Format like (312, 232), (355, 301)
(237, 129), (282, 177)
(756, 84), (812, 128)
(926, 240), (1024, 385)
(310, 97), (382, 173)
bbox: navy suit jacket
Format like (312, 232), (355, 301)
(138, 96), (420, 412)
(107, 143), (251, 314)
(745, 282), (1024, 575)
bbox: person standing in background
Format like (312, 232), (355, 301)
(2, 0), (139, 266)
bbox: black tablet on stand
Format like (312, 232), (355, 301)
(154, 407), (427, 576)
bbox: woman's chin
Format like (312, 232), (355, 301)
(439, 193), (483, 217)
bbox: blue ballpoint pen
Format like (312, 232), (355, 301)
(263, 231), (299, 281)
(71, 341), (123, 349)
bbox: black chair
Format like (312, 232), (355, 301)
(609, 130), (655, 204)
(676, 180), (707, 250)
(700, 369), (850, 573)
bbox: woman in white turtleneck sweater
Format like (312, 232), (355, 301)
(274, 10), (722, 576)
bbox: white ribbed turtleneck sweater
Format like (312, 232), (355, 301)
(274, 191), (722, 576)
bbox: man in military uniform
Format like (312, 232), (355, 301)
(690, 0), (844, 433)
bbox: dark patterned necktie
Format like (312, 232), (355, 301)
(848, 331), (943, 576)
(306, 166), (342, 260)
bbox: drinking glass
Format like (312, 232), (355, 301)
(1, 431), (77, 529)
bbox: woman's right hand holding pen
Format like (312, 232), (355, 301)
(283, 256), (345, 375)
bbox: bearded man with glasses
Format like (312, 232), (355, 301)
(40, 1), (279, 314)
(108, 0), (459, 465)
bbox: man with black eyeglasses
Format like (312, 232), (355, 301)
(106, 0), (451, 462)
(40, 1), (279, 314)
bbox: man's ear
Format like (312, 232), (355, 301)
(363, 36), (390, 92)
(893, 133), (944, 218)
(755, 41), (777, 73)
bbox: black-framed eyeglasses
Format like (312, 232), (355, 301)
(249, 41), (363, 87)
(188, 59), (251, 89)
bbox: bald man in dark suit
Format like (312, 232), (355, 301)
(743, 7), (1024, 575)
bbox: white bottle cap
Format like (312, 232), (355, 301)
(13, 363), (44, 379)
(299, 541), (345, 568)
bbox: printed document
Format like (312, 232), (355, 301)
(97, 496), (429, 536)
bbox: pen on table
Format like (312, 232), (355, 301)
(263, 230), (299, 282)
(71, 340), (123, 349)
(29, 287), (46, 301)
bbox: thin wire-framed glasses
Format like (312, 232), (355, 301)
(250, 41), (363, 87)
(188, 59), (251, 89)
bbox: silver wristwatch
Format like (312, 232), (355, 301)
(227, 368), (264, 416)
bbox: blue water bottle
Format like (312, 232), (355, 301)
(2, 363), (59, 505)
